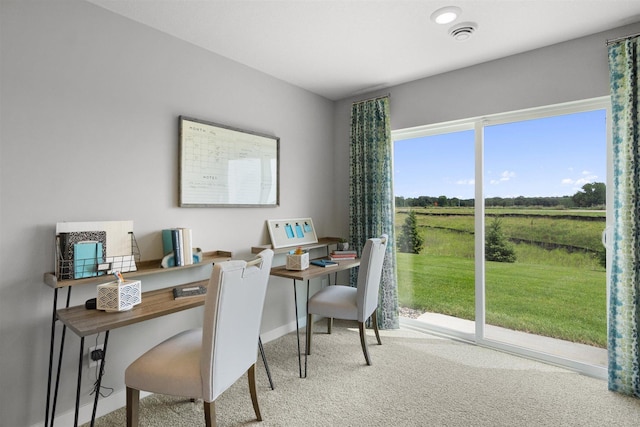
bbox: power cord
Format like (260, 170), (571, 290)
(89, 334), (114, 398)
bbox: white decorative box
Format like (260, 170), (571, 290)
(97, 280), (142, 312)
(286, 253), (309, 271)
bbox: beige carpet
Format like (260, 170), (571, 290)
(88, 320), (640, 426)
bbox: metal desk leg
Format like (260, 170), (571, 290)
(292, 279), (302, 378)
(74, 337), (84, 427)
(45, 288), (58, 427)
(258, 337), (274, 390)
(304, 280), (310, 378)
(47, 286), (71, 427)
(90, 331), (109, 426)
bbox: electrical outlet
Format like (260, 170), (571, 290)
(88, 344), (104, 368)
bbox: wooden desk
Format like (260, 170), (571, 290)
(43, 251), (239, 427)
(52, 279), (274, 427)
(269, 258), (360, 378)
(56, 280), (209, 337)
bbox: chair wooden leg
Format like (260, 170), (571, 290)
(203, 400), (216, 427)
(358, 322), (372, 365)
(248, 364), (262, 421)
(306, 313), (313, 355)
(126, 387), (139, 427)
(372, 310), (382, 345)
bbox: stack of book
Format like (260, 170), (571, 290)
(162, 228), (193, 267)
(329, 250), (357, 261)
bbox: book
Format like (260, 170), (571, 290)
(162, 228), (193, 267)
(311, 259), (338, 268)
(173, 285), (207, 299)
(181, 227), (193, 265)
(73, 241), (104, 279)
(332, 250), (357, 256)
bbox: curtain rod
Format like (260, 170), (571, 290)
(606, 32), (640, 46)
(352, 93), (391, 104)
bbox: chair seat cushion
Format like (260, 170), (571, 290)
(308, 285), (358, 320)
(125, 328), (203, 398)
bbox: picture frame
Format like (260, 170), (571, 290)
(266, 218), (318, 249)
(179, 116), (280, 207)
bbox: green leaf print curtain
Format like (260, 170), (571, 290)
(608, 35), (640, 398)
(349, 96), (399, 329)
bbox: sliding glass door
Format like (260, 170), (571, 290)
(393, 98), (611, 375)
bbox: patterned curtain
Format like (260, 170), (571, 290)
(349, 96), (399, 329)
(608, 36), (640, 398)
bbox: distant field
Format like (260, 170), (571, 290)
(394, 207), (607, 348)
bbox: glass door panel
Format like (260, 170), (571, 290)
(482, 110), (608, 363)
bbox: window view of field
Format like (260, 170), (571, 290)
(395, 206), (606, 348)
(393, 108), (607, 350)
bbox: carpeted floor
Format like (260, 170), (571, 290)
(88, 320), (640, 426)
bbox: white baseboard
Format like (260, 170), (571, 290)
(260, 317), (305, 343)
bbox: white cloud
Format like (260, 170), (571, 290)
(490, 170), (516, 185)
(456, 179), (475, 185)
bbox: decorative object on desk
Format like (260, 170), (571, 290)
(179, 116), (280, 207)
(337, 238), (350, 251)
(97, 279), (142, 312)
(266, 217), (318, 248)
(310, 259), (338, 268)
(173, 285), (207, 299)
(73, 241), (105, 279)
(286, 247), (309, 270)
(161, 247), (203, 268)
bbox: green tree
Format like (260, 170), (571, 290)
(485, 216), (516, 263)
(572, 182), (606, 207)
(399, 210), (424, 254)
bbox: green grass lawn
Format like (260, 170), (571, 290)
(397, 253), (607, 347)
(395, 215), (608, 348)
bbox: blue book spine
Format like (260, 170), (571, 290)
(171, 229), (183, 266)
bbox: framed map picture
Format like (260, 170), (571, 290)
(179, 116), (280, 207)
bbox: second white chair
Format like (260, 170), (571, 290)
(306, 235), (388, 367)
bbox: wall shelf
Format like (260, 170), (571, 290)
(251, 237), (341, 255)
(43, 250), (232, 289)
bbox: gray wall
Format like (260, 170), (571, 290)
(2, 0), (640, 425)
(331, 21), (640, 230)
(1, 1), (335, 426)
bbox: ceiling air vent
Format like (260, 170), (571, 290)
(449, 22), (477, 41)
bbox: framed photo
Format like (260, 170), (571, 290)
(266, 218), (318, 249)
(179, 116), (280, 207)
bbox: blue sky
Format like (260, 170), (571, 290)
(393, 109), (607, 199)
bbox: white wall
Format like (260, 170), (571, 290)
(0, 1), (335, 426)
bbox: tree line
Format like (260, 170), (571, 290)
(395, 182), (605, 209)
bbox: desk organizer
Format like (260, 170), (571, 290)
(286, 253), (309, 270)
(55, 231), (140, 280)
(97, 280), (142, 312)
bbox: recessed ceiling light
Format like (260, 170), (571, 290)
(431, 6), (461, 25)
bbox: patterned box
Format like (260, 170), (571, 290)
(97, 280), (142, 312)
(286, 253), (309, 271)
